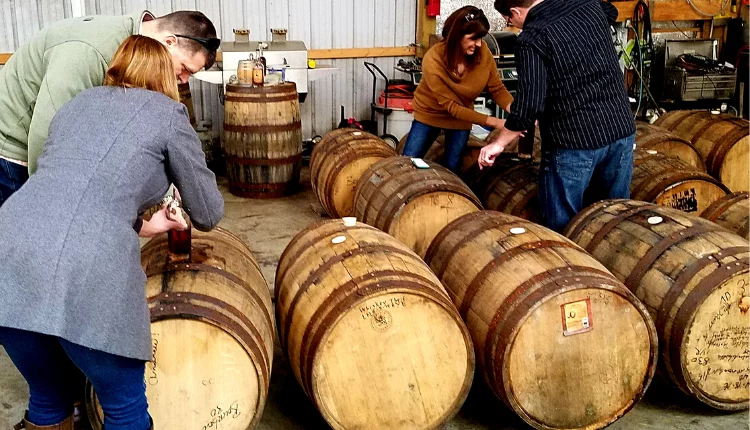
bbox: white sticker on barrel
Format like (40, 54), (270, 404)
(353, 131), (362, 136)
(647, 216), (663, 225)
(646, 150), (658, 155)
(331, 235), (347, 244)
(510, 227), (526, 235)
(342, 217), (357, 227)
(561, 299), (593, 336)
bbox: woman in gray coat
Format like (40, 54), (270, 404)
(0, 35), (223, 430)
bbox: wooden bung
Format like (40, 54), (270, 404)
(310, 129), (395, 217)
(565, 199), (750, 410)
(700, 192), (750, 240)
(275, 218), (474, 430)
(655, 110), (749, 193)
(223, 82), (302, 198)
(631, 148), (729, 215)
(353, 156), (482, 257)
(424, 211), (658, 430)
(86, 228), (274, 429)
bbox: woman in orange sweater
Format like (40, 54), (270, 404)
(403, 6), (513, 173)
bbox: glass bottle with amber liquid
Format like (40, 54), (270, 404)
(167, 206), (192, 263)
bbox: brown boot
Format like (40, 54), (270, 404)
(13, 411), (74, 430)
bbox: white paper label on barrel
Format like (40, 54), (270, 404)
(510, 227), (526, 235)
(342, 217), (357, 227)
(331, 235), (347, 244)
(646, 150), (658, 155)
(353, 131), (362, 136)
(647, 216), (663, 225)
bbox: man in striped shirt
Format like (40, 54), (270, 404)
(479, 0), (635, 232)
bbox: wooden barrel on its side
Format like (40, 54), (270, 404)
(396, 131), (486, 176)
(631, 149), (729, 214)
(275, 219), (474, 430)
(655, 110), (749, 192)
(464, 154), (541, 222)
(565, 200), (750, 410)
(635, 122), (705, 171)
(424, 211), (658, 430)
(701, 192), (750, 239)
(310, 129), (395, 217)
(223, 82), (302, 198)
(354, 156), (482, 257)
(178, 82), (196, 125)
(86, 228), (274, 430)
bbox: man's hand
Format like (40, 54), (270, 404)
(479, 142), (506, 169)
(479, 127), (526, 169)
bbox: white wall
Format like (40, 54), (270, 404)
(1, 0), (418, 139)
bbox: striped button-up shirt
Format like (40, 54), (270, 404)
(505, 0), (635, 150)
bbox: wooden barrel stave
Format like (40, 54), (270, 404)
(310, 129), (395, 217)
(178, 82), (196, 125)
(655, 111), (749, 192)
(631, 149), (729, 214)
(354, 156), (482, 257)
(464, 154), (540, 222)
(700, 192), (750, 239)
(87, 228), (274, 430)
(275, 219), (474, 430)
(635, 122), (705, 171)
(223, 83), (303, 198)
(564, 200), (750, 410)
(424, 211), (658, 429)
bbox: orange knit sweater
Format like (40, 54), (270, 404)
(413, 41), (514, 130)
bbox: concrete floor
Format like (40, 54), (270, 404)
(1, 168), (749, 429)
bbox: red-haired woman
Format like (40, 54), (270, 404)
(0, 35), (223, 430)
(402, 5), (513, 172)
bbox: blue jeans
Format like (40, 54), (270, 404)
(0, 158), (28, 207)
(539, 133), (635, 233)
(0, 327), (150, 429)
(402, 120), (471, 173)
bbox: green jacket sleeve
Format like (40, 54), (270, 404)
(27, 42), (108, 173)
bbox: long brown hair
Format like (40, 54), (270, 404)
(104, 35), (179, 102)
(441, 6), (490, 73)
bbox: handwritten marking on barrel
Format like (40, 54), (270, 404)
(202, 402), (241, 430)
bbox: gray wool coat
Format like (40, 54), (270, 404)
(0, 86), (224, 361)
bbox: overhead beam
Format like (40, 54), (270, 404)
(613, 0), (738, 22)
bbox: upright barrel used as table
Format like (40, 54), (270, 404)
(223, 83), (302, 198)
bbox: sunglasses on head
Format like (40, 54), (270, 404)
(465, 9), (485, 21)
(174, 34), (221, 51)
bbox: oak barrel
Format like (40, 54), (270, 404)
(275, 219), (474, 430)
(396, 131), (486, 176)
(635, 122), (705, 171)
(701, 192), (750, 240)
(354, 156), (482, 257)
(178, 82), (196, 125)
(464, 154), (540, 222)
(223, 82), (302, 198)
(424, 211), (658, 430)
(565, 200), (750, 410)
(631, 148), (729, 214)
(86, 228), (274, 429)
(310, 129), (395, 217)
(654, 110), (749, 192)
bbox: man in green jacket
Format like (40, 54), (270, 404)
(0, 10), (219, 206)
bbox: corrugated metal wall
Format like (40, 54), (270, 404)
(1, 0), (417, 139)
